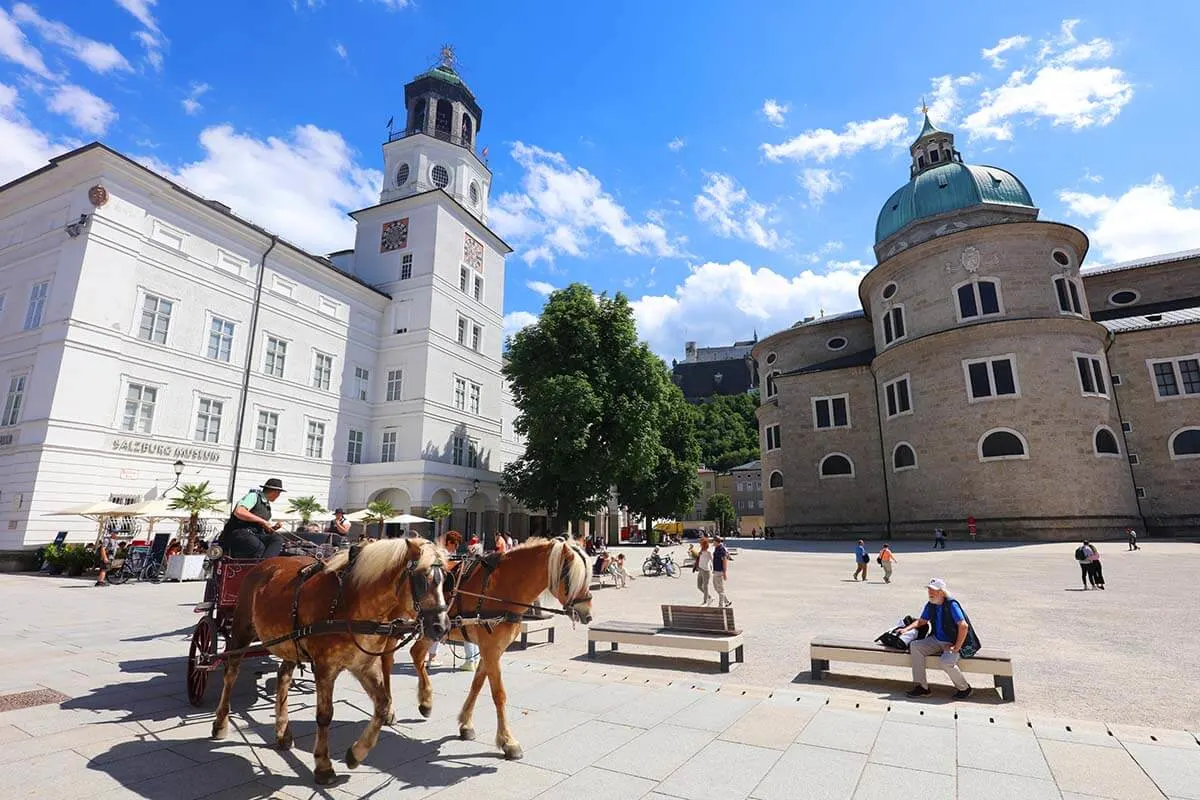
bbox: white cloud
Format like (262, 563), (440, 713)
(0, 6), (55, 78)
(147, 123), (382, 255)
(490, 141), (683, 265)
(667, 137), (685, 151)
(181, 81), (209, 115)
(503, 310), (538, 339)
(762, 99), (789, 127)
(630, 259), (870, 358)
(981, 35), (1030, 69)
(799, 168), (842, 205)
(372, 0), (411, 7)
(47, 84), (117, 135)
(1059, 175), (1200, 264)
(526, 280), (556, 296)
(761, 114), (908, 162)
(923, 73), (978, 125)
(12, 3), (131, 74)
(801, 240), (844, 264)
(114, 0), (165, 71)
(0, 81), (75, 184)
(693, 172), (781, 250)
(334, 42), (348, 61)
(964, 20), (1131, 140)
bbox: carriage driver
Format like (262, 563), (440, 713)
(218, 478), (286, 559)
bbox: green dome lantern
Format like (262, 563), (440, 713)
(874, 112), (1036, 246)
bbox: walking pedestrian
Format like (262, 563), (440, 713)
(1087, 543), (1106, 589)
(879, 543), (896, 583)
(933, 528), (946, 550)
(694, 537), (714, 604)
(613, 554), (634, 588)
(853, 539), (869, 581)
(1074, 541), (1094, 589)
(1127, 527), (1140, 551)
(896, 578), (976, 699)
(95, 536), (111, 587)
(712, 536), (731, 607)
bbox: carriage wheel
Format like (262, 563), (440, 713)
(187, 616), (218, 707)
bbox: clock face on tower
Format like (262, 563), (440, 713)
(380, 218), (409, 252)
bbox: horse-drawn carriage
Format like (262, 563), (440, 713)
(186, 556), (262, 706)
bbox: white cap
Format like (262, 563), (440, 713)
(926, 577), (947, 592)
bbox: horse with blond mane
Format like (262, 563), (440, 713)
(404, 536), (592, 759)
(212, 537), (450, 785)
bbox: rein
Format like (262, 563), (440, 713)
(221, 617), (422, 660)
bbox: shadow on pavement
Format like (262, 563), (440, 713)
(791, 670), (1007, 706)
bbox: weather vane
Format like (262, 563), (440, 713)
(920, 96), (929, 116)
(439, 44), (456, 69)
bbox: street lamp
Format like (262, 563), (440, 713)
(166, 459), (185, 495)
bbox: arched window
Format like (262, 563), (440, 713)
(435, 99), (453, 138)
(1094, 427), (1120, 456)
(1169, 428), (1200, 459)
(955, 278), (1002, 320)
(765, 371), (778, 398)
(461, 113), (474, 148)
(893, 442), (917, 471)
(768, 471), (783, 489)
(819, 453), (854, 478)
(410, 98), (427, 134)
(979, 428), (1028, 461)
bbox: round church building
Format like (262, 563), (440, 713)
(754, 114), (1143, 540)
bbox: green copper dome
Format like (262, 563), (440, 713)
(416, 64), (469, 91)
(875, 162), (1035, 245)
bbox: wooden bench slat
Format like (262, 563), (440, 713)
(810, 636), (1011, 663)
(660, 604), (737, 634)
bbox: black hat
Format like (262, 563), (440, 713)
(262, 478), (286, 493)
(334, 508), (344, 515)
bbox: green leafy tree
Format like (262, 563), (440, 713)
(694, 393), (760, 469)
(427, 503), (453, 537)
(705, 493), (736, 536)
(617, 357), (702, 540)
(168, 481), (224, 553)
(287, 496), (327, 525)
(363, 499), (396, 540)
(503, 284), (663, 533)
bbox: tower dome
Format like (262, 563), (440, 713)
(402, 46), (482, 148)
(874, 112), (1036, 246)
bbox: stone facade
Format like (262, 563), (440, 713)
(754, 119), (1199, 540)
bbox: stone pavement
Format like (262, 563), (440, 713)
(2, 572), (1199, 799)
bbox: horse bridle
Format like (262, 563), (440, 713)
(556, 539), (593, 623)
(445, 536), (592, 626)
(406, 543), (448, 636)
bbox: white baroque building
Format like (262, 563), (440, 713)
(0, 58), (547, 550)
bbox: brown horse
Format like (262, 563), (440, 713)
(212, 538), (449, 785)
(407, 536), (593, 759)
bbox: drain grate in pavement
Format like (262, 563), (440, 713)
(0, 689), (71, 713)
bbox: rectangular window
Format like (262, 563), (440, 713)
(457, 316), (468, 345)
(965, 356), (1018, 400)
(400, 254), (413, 280)
(264, 336), (287, 378)
(255, 411), (278, 451)
(474, 275), (483, 302)
(2, 375), (27, 427)
(121, 383), (157, 433)
(469, 382), (480, 414)
(452, 435), (465, 466)
(882, 306), (906, 345)
(813, 395), (850, 429)
(1135, 487), (1146, 499)
(884, 376), (912, 418)
(765, 424), (781, 451)
(346, 429), (363, 464)
(1129, 454), (1140, 465)
(1054, 277), (1083, 314)
(1151, 357), (1200, 398)
(194, 397), (222, 443)
(354, 367), (370, 401)
(1121, 421), (1132, 433)
(306, 420), (326, 458)
(956, 280), (1001, 320)
(468, 439), (479, 468)
(1075, 355), (1108, 397)
(207, 317), (235, 362)
(24, 281), (49, 330)
(471, 324), (481, 351)
(381, 431), (397, 462)
(312, 352), (333, 390)
(138, 294), (173, 344)
(386, 369), (402, 401)
(454, 377), (467, 410)
(460, 266), (469, 293)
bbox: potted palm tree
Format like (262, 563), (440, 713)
(169, 481), (224, 553)
(363, 499), (396, 541)
(428, 502), (453, 539)
(287, 496), (327, 529)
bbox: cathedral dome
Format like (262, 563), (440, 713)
(874, 162), (1035, 244)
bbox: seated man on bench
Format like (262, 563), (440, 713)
(895, 577), (977, 700)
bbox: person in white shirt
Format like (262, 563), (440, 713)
(694, 537), (714, 605)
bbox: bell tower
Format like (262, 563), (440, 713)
(380, 46), (491, 222)
(909, 103), (963, 178)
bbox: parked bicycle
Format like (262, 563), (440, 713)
(107, 545), (163, 585)
(642, 551), (679, 578)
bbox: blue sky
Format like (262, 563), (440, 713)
(3, 1), (1199, 359)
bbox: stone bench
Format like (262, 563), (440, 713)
(511, 616), (556, 649)
(587, 604), (745, 672)
(810, 636), (1015, 702)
